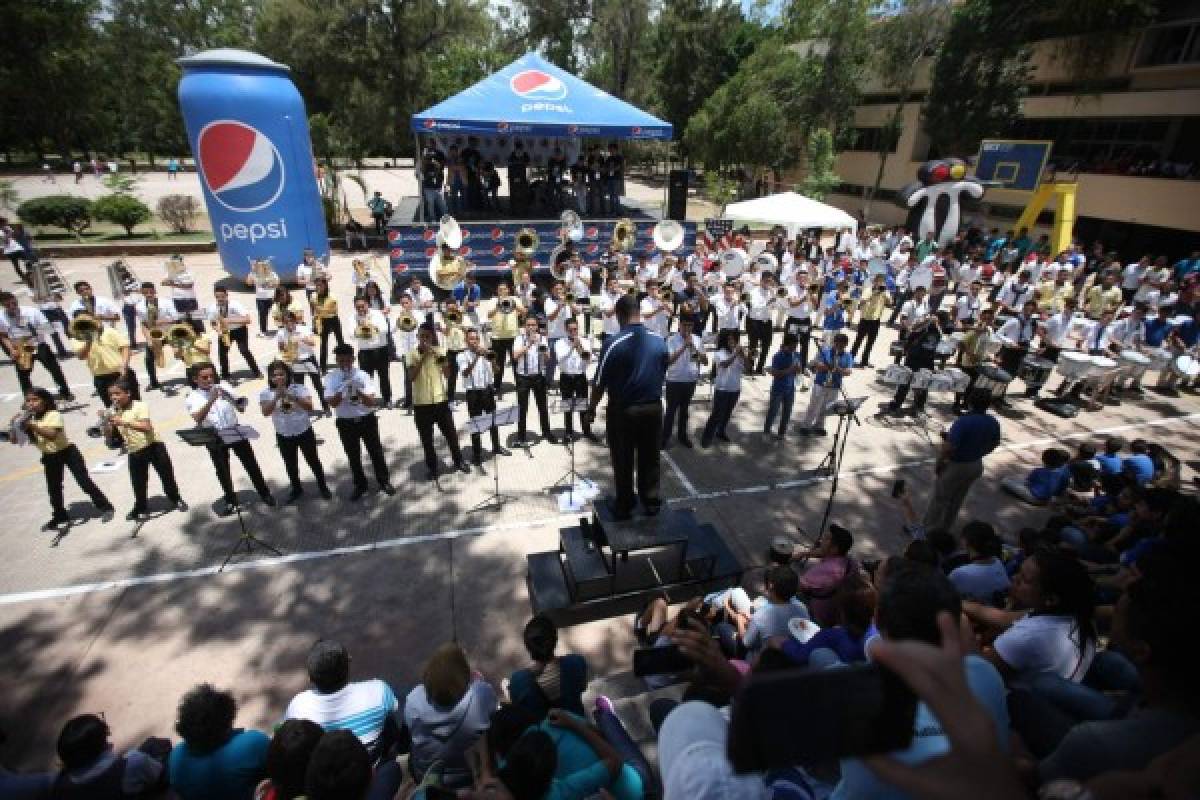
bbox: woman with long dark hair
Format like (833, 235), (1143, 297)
(258, 359), (331, 503)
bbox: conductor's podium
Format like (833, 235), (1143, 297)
(527, 497), (744, 618)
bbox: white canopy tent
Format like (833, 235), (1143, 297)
(723, 191), (858, 240)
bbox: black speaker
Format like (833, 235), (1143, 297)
(667, 169), (688, 221)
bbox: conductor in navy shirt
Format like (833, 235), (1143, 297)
(586, 294), (669, 519)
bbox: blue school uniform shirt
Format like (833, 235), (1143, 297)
(770, 349), (800, 394)
(1027, 465), (1070, 501)
(1123, 453), (1154, 485)
(1143, 317), (1173, 347)
(1095, 453), (1123, 475)
(813, 347), (854, 389)
(823, 306), (846, 332)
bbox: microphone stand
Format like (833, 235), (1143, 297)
(812, 352), (860, 553)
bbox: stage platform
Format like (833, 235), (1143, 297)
(388, 195), (665, 225)
(527, 498), (744, 623)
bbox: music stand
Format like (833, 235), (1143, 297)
(550, 397), (594, 511)
(811, 388), (867, 556)
(176, 426), (282, 570)
(468, 405), (519, 513)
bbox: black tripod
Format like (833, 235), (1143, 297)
(177, 427), (282, 571)
(812, 383), (865, 551)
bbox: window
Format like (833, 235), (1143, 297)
(1135, 21), (1200, 67)
(846, 127), (899, 153)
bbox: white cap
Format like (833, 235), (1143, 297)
(659, 702), (768, 800)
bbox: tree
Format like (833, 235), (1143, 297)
(17, 196), (93, 240)
(92, 194), (152, 236)
(922, 0), (1031, 156)
(801, 128), (841, 201)
(862, 0), (950, 219)
(157, 195), (199, 233)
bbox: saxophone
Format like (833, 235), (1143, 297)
(217, 304), (232, 348)
(147, 302), (168, 368)
(14, 337), (37, 371)
(281, 332), (299, 364)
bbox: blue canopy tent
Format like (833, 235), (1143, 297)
(410, 52), (672, 140)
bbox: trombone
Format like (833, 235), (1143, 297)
(396, 311), (418, 333)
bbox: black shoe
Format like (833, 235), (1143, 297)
(318, 485), (333, 500)
(546, 434), (561, 444)
(219, 501), (238, 517)
(174, 499), (188, 512)
(379, 482), (397, 496)
(584, 433), (602, 444)
(700, 438), (712, 449)
(286, 487), (303, 504)
(126, 509), (143, 521)
(350, 486), (368, 501)
(495, 446), (512, 457)
(679, 437), (694, 448)
(260, 493), (277, 507)
(42, 514), (69, 531)
(455, 462), (471, 474)
(661, 437), (672, 449)
(472, 454), (483, 467)
(815, 428), (829, 436)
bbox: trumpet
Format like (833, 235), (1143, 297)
(658, 286), (673, 303)
(564, 292), (576, 305)
(776, 286), (789, 299)
(397, 311), (418, 333)
(740, 292), (752, 306)
(625, 285), (637, 297)
(13, 337), (37, 371)
(341, 370), (360, 404)
(497, 297), (515, 314)
(149, 329), (168, 369)
(211, 385), (249, 413)
(277, 388), (296, 413)
(3, 410), (33, 445)
(354, 319), (377, 340)
(444, 307), (463, 325)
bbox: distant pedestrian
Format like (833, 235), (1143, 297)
(73, 160), (83, 184)
(107, 160), (118, 175)
(90, 158), (100, 177)
(167, 157), (179, 180)
(41, 162), (55, 183)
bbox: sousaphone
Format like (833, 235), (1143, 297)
(652, 220), (684, 254)
(612, 218), (635, 252)
(719, 248), (747, 279)
(429, 215), (468, 290)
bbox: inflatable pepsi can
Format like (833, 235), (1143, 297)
(177, 49), (328, 280)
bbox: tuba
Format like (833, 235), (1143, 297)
(281, 334), (299, 364)
(720, 248), (747, 280)
(612, 218), (635, 252)
(68, 314), (102, 341)
(167, 322), (196, 366)
(430, 214), (468, 291)
(353, 317), (377, 340)
(549, 243), (572, 282)
(652, 219), (685, 254)
(515, 227), (539, 257)
(249, 256), (279, 289)
(353, 258), (368, 283)
(560, 209), (584, 243)
(444, 307), (463, 325)
(13, 338), (37, 371)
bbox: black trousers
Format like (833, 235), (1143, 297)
(317, 317), (345, 371)
(607, 401), (663, 516)
(372, 212), (386, 235)
(15, 343), (69, 395)
(953, 366), (980, 410)
(218, 326), (260, 379)
(465, 387), (501, 460)
(128, 441), (181, 512)
(887, 290), (909, 325)
(173, 298), (204, 334)
(491, 337), (515, 392)
(445, 349), (462, 400)
(851, 319), (881, 364)
(414, 401), (464, 471)
(42, 307), (70, 356)
(559, 372), (592, 435)
(336, 413), (390, 489)
(747, 319), (773, 373)
(784, 321), (813, 368)
(205, 438), (270, 504)
(277, 427), (327, 491)
(144, 342), (163, 387)
(892, 382), (928, 411)
(662, 381), (696, 442)
(358, 347), (393, 404)
(255, 298), (273, 335)
(516, 374), (552, 439)
(42, 444), (110, 516)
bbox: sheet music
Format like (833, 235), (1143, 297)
(218, 424), (260, 444)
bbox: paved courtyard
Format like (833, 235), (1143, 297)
(1, 250), (1197, 769)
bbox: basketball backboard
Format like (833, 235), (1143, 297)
(974, 140), (1053, 191)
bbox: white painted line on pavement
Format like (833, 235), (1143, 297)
(661, 451), (698, 497)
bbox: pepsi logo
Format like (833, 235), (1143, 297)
(510, 69), (568, 101)
(460, 228), (471, 240)
(585, 226), (599, 239)
(387, 231), (399, 242)
(459, 246), (471, 256)
(631, 126), (642, 135)
(491, 245), (505, 257)
(491, 228), (504, 241)
(423, 119), (436, 129)
(394, 264), (409, 273)
(422, 230), (435, 241)
(497, 121), (510, 132)
(390, 248), (404, 259)
(567, 125), (579, 135)
(586, 243), (598, 255)
(197, 120), (285, 213)
(424, 247), (437, 258)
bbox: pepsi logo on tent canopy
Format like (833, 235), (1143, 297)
(197, 120), (286, 213)
(510, 69), (568, 101)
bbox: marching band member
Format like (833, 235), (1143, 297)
(186, 363), (275, 515)
(661, 315), (705, 449)
(350, 258), (373, 298)
(953, 309), (996, 414)
(0, 291), (72, 400)
(995, 299), (1041, 398)
(295, 248), (325, 303)
(885, 313), (946, 415)
(1083, 271), (1123, 319)
(176, 327), (214, 375)
(1108, 303), (1148, 392)
(639, 278), (671, 338)
(512, 316), (559, 445)
(15, 388), (113, 530)
(1040, 296), (1078, 364)
(597, 274), (623, 349)
(954, 280), (986, 330)
(67, 281), (121, 327)
(276, 311), (329, 414)
(162, 256), (204, 334)
(403, 276), (436, 324)
(458, 328), (511, 467)
(514, 270), (536, 311)
(352, 297), (393, 408)
(712, 283), (745, 340)
(544, 282), (571, 384)
(798, 332), (854, 435)
(556, 317), (598, 443)
(439, 300), (466, 406)
(1037, 269), (1075, 314)
(106, 380), (186, 520)
(745, 273), (775, 375)
(362, 280), (394, 358)
(566, 253), (593, 337)
(325, 344), (395, 499)
(33, 277), (71, 358)
(784, 273), (816, 363)
(994, 269), (1036, 318)
(208, 286), (262, 383)
(820, 291), (848, 348)
(894, 285), (932, 364)
(71, 309), (137, 407)
(487, 284), (522, 396)
(244, 259), (280, 335)
(700, 330), (746, 448)
(310, 275), (344, 372)
(677, 272), (709, 331)
(270, 285), (307, 330)
(259, 359), (331, 503)
(764, 333), (804, 440)
(394, 294), (419, 410)
(406, 326), (469, 480)
(850, 274), (891, 368)
(451, 272), (483, 330)
(135, 282), (178, 391)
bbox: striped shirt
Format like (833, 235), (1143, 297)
(284, 679), (398, 756)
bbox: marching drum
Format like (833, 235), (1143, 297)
(1088, 355), (1119, 379)
(1171, 355), (1200, 380)
(911, 368), (933, 390)
(928, 368), (967, 393)
(1118, 350), (1152, 384)
(935, 337), (959, 357)
(1018, 356), (1055, 390)
(1148, 347), (1174, 373)
(882, 364), (913, 386)
(1056, 351), (1093, 382)
(975, 366), (1012, 395)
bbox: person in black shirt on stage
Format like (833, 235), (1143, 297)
(885, 311), (947, 415)
(586, 294), (669, 520)
(546, 146), (568, 210)
(603, 142), (624, 215)
(507, 140), (531, 214)
(461, 136), (482, 211)
(420, 145), (446, 221)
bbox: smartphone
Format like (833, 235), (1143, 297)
(727, 663), (917, 771)
(892, 478), (906, 498)
(633, 644), (693, 677)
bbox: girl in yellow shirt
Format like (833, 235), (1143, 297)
(106, 381), (187, 521)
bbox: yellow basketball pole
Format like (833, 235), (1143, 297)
(1015, 181), (1077, 255)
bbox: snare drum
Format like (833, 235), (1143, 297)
(1172, 355), (1200, 379)
(1018, 356), (1055, 389)
(1118, 350), (1152, 383)
(911, 368), (933, 390)
(1148, 347), (1173, 372)
(975, 366), (1013, 394)
(1056, 351), (1093, 382)
(935, 338), (958, 357)
(1088, 355), (1119, 378)
(927, 370), (958, 392)
(882, 364), (913, 385)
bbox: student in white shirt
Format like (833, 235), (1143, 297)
(1120, 258), (1150, 304)
(259, 359), (330, 502)
(544, 282), (572, 383)
(404, 276), (436, 324)
(554, 317), (598, 442)
(700, 330), (746, 448)
(995, 271), (1036, 316)
(294, 248), (326, 303)
(955, 281), (985, 329)
(639, 279), (672, 338)
(325, 344), (395, 500)
(208, 286), (262, 384)
(393, 295), (420, 409)
(597, 278), (624, 347)
(134, 283), (178, 390)
(351, 297), (393, 407)
(68, 281), (121, 327)
(276, 311), (329, 413)
(712, 284), (745, 336)
(185, 363), (274, 515)
(661, 316), (706, 449)
(162, 257), (203, 333)
(245, 259), (281, 336)
(457, 328), (511, 466)
(0, 291), (72, 398)
(745, 274), (777, 375)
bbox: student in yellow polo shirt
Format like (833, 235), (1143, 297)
(106, 381), (187, 521)
(850, 273), (892, 367)
(405, 324), (468, 481)
(13, 388), (113, 530)
(70, 310), (137, 406)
